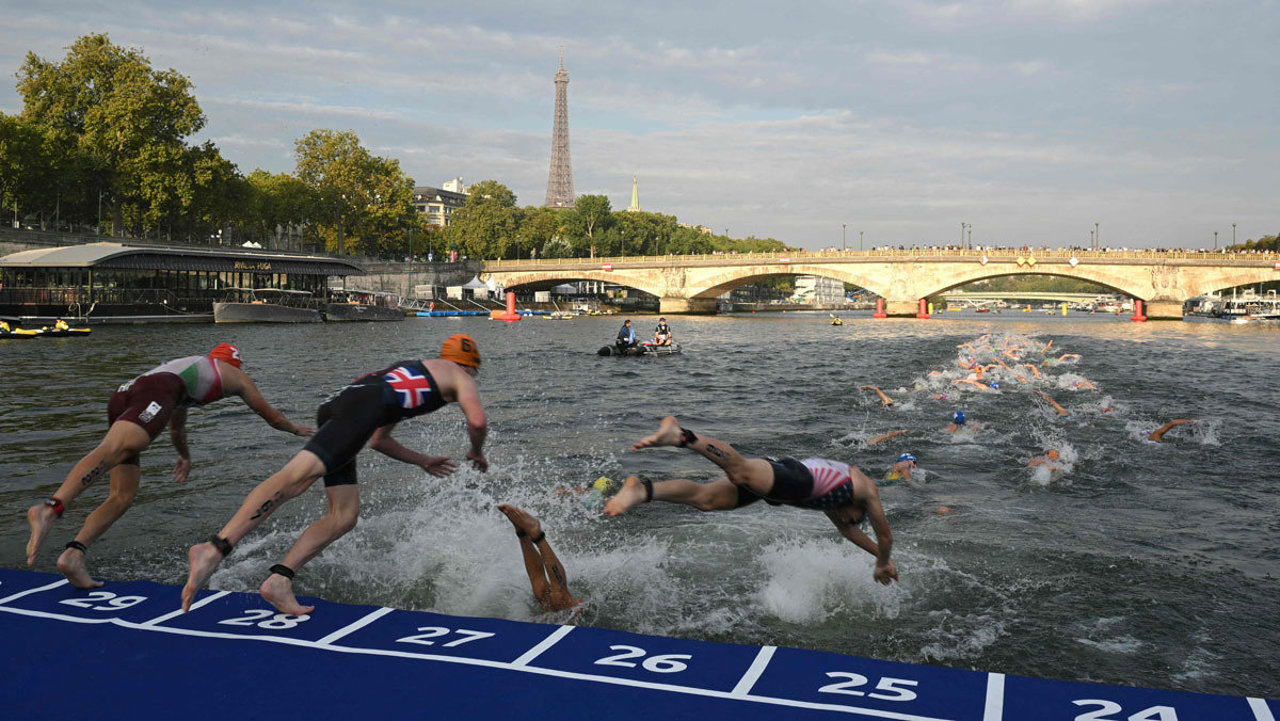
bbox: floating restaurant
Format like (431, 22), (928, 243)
(0, 242), (365, 322)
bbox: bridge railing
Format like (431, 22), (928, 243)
(484, 247), (1278, 269)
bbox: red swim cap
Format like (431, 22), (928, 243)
(209, 343), (244, 368)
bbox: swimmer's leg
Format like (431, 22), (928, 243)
(633, 417), (773, 493)
(183, 451), (326, 611)
(605, 476), (740, 516)
(261, 482), (360, 616)
(56, 464), (141, 588)
(27, 421), (150, 566)
(498, 505), (552, 607)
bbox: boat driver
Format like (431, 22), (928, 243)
(616, 319), (638, 350)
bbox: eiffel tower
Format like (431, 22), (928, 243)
(543, 51), (575, 208)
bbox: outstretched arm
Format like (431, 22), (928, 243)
(226, 369), (313, 437)
(454, 375), (489, 472)
(1034, 390), (1070, 416)
(1148, 418), (1191, 442)
(859, 386), (894, 406)
(368, 423), (458, 476)
(170, 407), (192, 482)
(867, 429), (909, 446)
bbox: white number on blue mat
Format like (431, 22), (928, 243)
(1073, 700), (1178, 721)
(59, 592), (147, 611)
(218, 609), (310, 629)
(594, 645), (691, 673)
(819, 673), (919, 701)
(396, 626), (495, 647)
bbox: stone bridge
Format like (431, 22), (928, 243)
(482, 249), (1280, 318)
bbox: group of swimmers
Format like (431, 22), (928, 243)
(24, 332), (899, 619)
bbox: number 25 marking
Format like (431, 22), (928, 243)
(59, 591), (147, 611)
(819, 672), (919, 702)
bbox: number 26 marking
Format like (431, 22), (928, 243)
(594, 645), (691, 673)
(819, 672), (919, 702)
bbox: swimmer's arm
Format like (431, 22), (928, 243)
(867, 429), (909, 446)
(367, 423), (452, 474)
(825, 510), (880, 557)
(169, 408), (191, 482)
(454, 375), (489, 471)
(229, 371), (312, 436)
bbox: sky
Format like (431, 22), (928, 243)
(1, 0), (1277, 251)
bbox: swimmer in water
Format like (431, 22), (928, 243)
(1146, 418), (1192, 443)
(605, 416), (898, 585)
(882, 453), (918, 485)
(1026, 449), (1062, 469)
(497, 505), (582, 614)
(859, 385), (895, 407)
(945, 410), (978, 433)
(1034, 390), (1072, 418)
(867, 429), (910, 446)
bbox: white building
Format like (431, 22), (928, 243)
(790, 275), (846, 304)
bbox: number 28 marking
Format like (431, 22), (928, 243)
(819, 672), (919, 702)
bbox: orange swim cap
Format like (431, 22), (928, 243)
(208, 343), (244, 368)
(1046, 449), (1060, 460)
(440, 334), (481, 368)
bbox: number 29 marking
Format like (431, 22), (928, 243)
(59, 591), (148, 611)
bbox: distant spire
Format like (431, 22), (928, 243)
(544, 49), (575, 208)
(627, 174), (641, 212)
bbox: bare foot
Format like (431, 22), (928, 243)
(56, 546), (104, 589)
(25, 504), (57, 566)
(182, 542), (224, 612)
(261, 574), (315, 616)
(497, 504), (542, 539)
(632, 416), (683, 450)
(603, 476), (646, 517)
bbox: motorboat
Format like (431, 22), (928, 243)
(213, 288), (321, 323)
(598, 342), (682, 357)
(324, 290), (405, 322)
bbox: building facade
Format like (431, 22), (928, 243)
(413, 178), (469, 227)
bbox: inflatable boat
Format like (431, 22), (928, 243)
(598, 342), (682, 357)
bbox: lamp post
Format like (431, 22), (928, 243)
(1214, 231), (1218, 251)
(859, 230), (864, 251)
(842, 223), (846, 252)
(959, 221), (965, 249)
(1232, 222), (1236, 248)
(1094, 222), (1099, 250)
(1090, 229), (1095, 249)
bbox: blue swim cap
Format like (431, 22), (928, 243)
(897, 453), (917, 463)
(990, 382), (999, 390)
(953, 411), (966, 424)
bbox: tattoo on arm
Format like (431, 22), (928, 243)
(704, 443), (726, 460)
(551, 564), (566, 585)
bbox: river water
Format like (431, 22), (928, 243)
(1, 311), (1276, 698)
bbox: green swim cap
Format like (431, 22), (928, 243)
(593, 477), (620, 495)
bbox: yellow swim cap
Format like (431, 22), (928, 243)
(593, 477), (619, 495)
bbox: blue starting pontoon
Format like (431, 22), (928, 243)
(0, 569), (1272, 720)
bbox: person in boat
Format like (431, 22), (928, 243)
(53, 318), (70, 331)
(616, 319), (638, 351)
(1146, 418), (1192, 443)
(653, 317), (673, 346)
(182, 334), (489, 615)
(0, 320), (10, 333)
(24, 344), (313, 589)
(604, 416), (898, 586)
(497, 504), (582, 614)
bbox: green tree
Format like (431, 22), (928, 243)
(0, 113), (52, 227)
(517, 206), (563, 259)
(245, 169), (316, 249)
(565, 194), (612, 255)
(294, 129), (418, 256)
(16, 33), (206, 237)
(446, 180), (521, 259)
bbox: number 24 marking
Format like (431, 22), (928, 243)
(1074, 700), (1178, 721)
